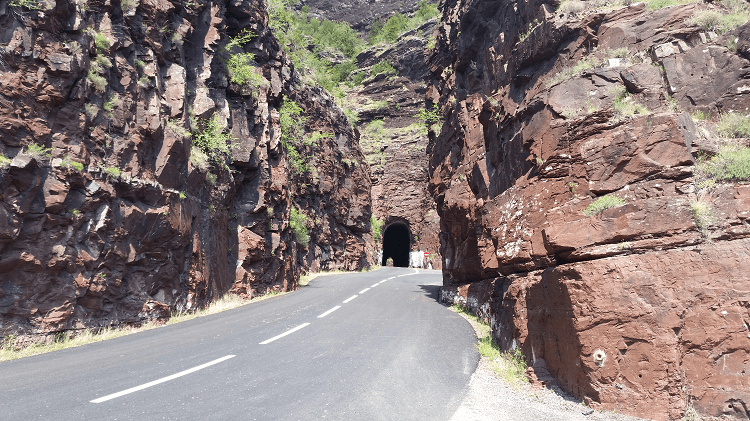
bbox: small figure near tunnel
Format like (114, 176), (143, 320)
(381, 222), (410, 267)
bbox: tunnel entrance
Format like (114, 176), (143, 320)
(381, 223), (411, 267)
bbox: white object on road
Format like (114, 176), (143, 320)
(359, 288), (370, 294)
(343, 295), (358, 303)
(90, 355), (236, 403)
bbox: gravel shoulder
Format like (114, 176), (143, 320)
(448, 313), (648, 421)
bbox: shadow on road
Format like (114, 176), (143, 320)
(417, 284), (441, 301)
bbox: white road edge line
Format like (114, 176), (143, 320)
(259, 323), (311, 345)
(317, 306), (341, 318)
(90, 355), (236, 403)
(359, 288), (370, 294)
(343, 295), (358, 304)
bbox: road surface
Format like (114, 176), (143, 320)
(0, 268), (479, 420)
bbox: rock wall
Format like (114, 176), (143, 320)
(351, 20), (442, 267)
(428, 0), (750, 418)
(0, 0), (372, 338)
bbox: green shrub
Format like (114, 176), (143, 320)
(717, 112), (750, 138)
(87, 69), (107, 92)
(23, 143), (52, 161)
(371, 13), (409, 44)
(547, 56), (599, 87)
(138, 75), (150, 88)
(721, 0), (750, 13)
(605, 47), (630, 59)
(104, 166), (121, 178)
(94, 33), (111, 54)
(268, 0), (365, 92)
(698, 144), (750, 181)
(222, 29), (267, 91)
(687, 0), (750, 33)
(8, 0), (41, 10)
(103, 94), (120, 112)
(279, 96), (309, 174)
(121, 0), (138, 12)
(64, 41), (82, 55)
(84, 103), (99, 119)
(95, 55), (112, 69)
(646, 0), (696, 10)
(369, 1), (439, 45)
(584, 195), (626, 216)
(192, 114), (234, 168)
(691, 110), (710, 121)
(611, 85), (650, 118)
(290, 206), (310, 246)
(371, 215), (385, 243)
(0, 154), (10, 169)
(167, 119), (191, 139)
(415, 104), (441, 134)
(558, 0), (586, 14)
(61, 155), (84, 171)
(371, 60), (398, 77)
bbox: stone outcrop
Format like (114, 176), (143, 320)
(0, 0), (372, 338)
(428, 0), (750, 418)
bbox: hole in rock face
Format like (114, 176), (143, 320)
(382, 222), (410, 267)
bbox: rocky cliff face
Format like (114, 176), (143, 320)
(350, 20), (442, 267)
(0, 0), (372, 338)
(301, 0), (426, 32)
(428, 0), (750, 418)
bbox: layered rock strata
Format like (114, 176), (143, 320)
(0, 0), (372, 338)
(428, 0), (750, 418)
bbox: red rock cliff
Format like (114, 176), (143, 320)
(427, 0), (750, 418)
(0, 0), (372, 338)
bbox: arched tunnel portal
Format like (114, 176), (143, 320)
(381, 222), (411, 267)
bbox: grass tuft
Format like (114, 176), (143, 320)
(584, 195), (626, 216)
(0, 322), (160, 362)
(450, 304), (529, 386)
(647, 0), (696, 10)
(1, 291), (285, 362)
(690, 199), (716, 239)
(547, 56), (599, 88)
(717, 112), (750, 138)
(697, 143), (750, 182)
(23, 143), (52, 161)
(0, 154), (11, 169)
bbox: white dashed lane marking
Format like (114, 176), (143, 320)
(90, 355), (236, 403)
(359, 288), (370, 294)
(317, 306), (341, 318)
(342, 295), (358, 304)
(259, 323), (311, 345)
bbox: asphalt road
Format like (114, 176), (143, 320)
(0, 268), (479, 420)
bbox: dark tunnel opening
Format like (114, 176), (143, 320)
(382, 223), (411, 267)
